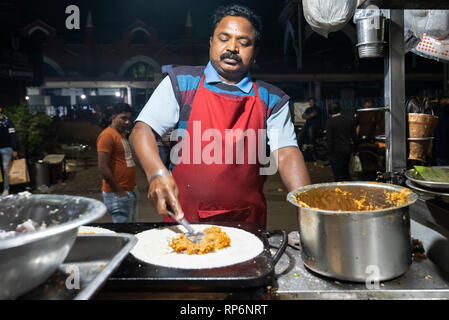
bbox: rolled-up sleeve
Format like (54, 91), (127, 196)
(267, 102), (298, 152)
(135, 76), (180, 136)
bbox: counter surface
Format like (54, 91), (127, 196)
(96, 213), (449, 300)
(272, 219), (449, 300)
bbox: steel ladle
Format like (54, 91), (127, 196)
(166, 210), (205, 243)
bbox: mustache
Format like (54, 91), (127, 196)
(220, 52), (242, 62)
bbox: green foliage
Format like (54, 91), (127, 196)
(414, 166), (449, 183)
(3, 104), (55, 158)
(127, 62), (154, 80)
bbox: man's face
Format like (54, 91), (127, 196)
(112, 112), (132, 133)
(209, 16), (257, 83)
(308, 99), (315, 107)
(364, 101), (373, 109)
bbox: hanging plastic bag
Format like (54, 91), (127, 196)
(404, 29), (421, 53)
(412, 34), (449, 63)
(303, 0), (357, 38)
(350, 154), (363, 173)
(353, 7), (387, 23)
(405, 10), (449, 40)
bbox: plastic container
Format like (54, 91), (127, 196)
(34, 160), (50, 188)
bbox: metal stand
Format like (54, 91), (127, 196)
(356, 106), (390, 112)
(384, 9), (406, 184)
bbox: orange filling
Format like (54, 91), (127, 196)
(169, 226), (231, 255)
(384, 188), (410, 206)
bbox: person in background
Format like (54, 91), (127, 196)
(355, 99), (381, 142)
(0, 107), (18, 196)
(97, 103), (139, 223)
(434, 94), (449, 166)
(299, 97), (321, 149)
(325, 102), (356, 182)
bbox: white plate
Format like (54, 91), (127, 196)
(405, 179), (449, 197)
(78, 226), (116, 235)
(130, 224), (264, 269)
(405, 166), (449, 191)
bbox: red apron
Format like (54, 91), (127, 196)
(164, 75), (267, 228)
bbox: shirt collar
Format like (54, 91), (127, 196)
(204, 61), (253, 94)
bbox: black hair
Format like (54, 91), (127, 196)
(308, 97), (316, 102)
(112, 103), (131, 116)
(363, 98), (374, 105)
(328, 102), (341, 115)
(211, 4), (263, 45)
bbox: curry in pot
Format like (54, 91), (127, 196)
(294, 185), (411, 211)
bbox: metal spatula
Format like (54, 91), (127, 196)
(166, 210), (205, 244)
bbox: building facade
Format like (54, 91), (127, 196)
(22, 11), (206, 117)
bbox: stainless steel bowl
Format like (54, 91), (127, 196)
(287, 182), (418, 282)
(0, 194), (106, 299)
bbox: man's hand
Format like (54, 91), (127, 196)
(116, 188), (128, 198)
(98, 151), (127, 198)
(148, 171), (184, 220)
(130, 122), (185, 221)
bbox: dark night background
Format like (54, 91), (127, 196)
(9, 0), (283, 43)
(8, 0), (442, 69)
(0, 0), (446, 108)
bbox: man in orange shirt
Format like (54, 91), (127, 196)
(97, 103), (139, 223)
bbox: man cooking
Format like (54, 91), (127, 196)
(130, 4), (310, 229)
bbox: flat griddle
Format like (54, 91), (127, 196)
(93, 222), (286, 291)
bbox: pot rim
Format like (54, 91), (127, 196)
(287, 181), (418, 215)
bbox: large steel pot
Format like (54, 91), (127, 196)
(0, 194), (106, 299)
(287, 182), (418, 282)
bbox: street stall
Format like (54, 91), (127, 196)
(99, 0), (449, 300)
(2, 0), (449, 301)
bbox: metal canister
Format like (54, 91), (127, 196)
(356, 15), (387, 58)
(34, 160), (50, 188)
(287, 182), (418, 282)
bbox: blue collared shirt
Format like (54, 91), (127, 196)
(203, 61), (253, 93)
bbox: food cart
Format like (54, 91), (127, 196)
(4, 0), (449, 301)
